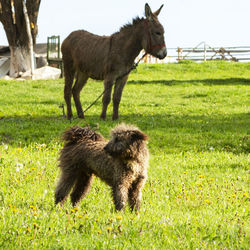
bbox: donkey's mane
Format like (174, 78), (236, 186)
(119, 16), (144, 33)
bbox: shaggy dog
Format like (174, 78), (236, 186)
(55, 124), (149, 211)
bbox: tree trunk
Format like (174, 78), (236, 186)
(9, 45), (32, 77)
(22, 0), (34, 78)
(0, 0), (41, 77)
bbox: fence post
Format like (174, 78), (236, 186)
(177, 47), (183, 61)
(204, 43), (207, 61)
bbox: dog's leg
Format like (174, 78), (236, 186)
(112, 184), (129, 211)
(55, 171), (77, 205)
(128, 176), (146, 211)
(70, 172), (93, 207)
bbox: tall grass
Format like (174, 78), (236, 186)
(0, 61), (249, 249)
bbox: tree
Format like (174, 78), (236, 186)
(0, 0), (41, 77)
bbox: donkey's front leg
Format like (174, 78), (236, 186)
(112, 75), (128, 120)
(72, 73), (88, 119)
(100, 77), (114, 120)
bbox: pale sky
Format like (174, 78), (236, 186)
(0, 0), (249, 49)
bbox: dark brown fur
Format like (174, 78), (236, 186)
(62, 4), (166, 120)
(55, 123), (149, 211)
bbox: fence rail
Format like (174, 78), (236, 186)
(138, 42), (250, 63)
(175, 42), (250, 62)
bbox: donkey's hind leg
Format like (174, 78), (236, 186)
(63, 60), (75, 120)
(72, 72), (88, 118)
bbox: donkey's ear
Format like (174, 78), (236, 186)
(153, 4), (164, 16)
(145, 3), (153, 21)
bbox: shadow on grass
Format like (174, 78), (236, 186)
(128, 78), (250, 86)
(1, 100), (62, 105)
(0, 112), (249, 154)
(0, 115), (91, 145)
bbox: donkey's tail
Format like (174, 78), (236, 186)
(62, 126), (104, 145)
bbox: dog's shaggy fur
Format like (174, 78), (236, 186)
(55, 123), (149, 211)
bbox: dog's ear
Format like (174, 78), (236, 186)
(104, 138), (126, 156)
(132, 130), (148, 141)
(104, 143), (113, 155)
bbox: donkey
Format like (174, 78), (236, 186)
(62, 3), (167, 120)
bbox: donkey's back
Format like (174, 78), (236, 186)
(62, 30), (110, 80)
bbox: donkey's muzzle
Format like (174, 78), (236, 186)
(157, 46), (167, 59)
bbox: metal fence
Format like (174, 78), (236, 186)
(138, 42), (250, 63)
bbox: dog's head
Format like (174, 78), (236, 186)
(104, 123), (148, 160)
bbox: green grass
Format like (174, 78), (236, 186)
(0, 61), (249, 249)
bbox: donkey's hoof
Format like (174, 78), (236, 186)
(112, 115), (119, 121)
(78, 113), (85, 119)
(100, 114), (106, 121)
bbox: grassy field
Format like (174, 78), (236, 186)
(0, 61), (249, 249)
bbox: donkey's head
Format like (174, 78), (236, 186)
(142, 3), (167, 59)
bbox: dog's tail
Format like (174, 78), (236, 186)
(62, 126), (103, 145)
